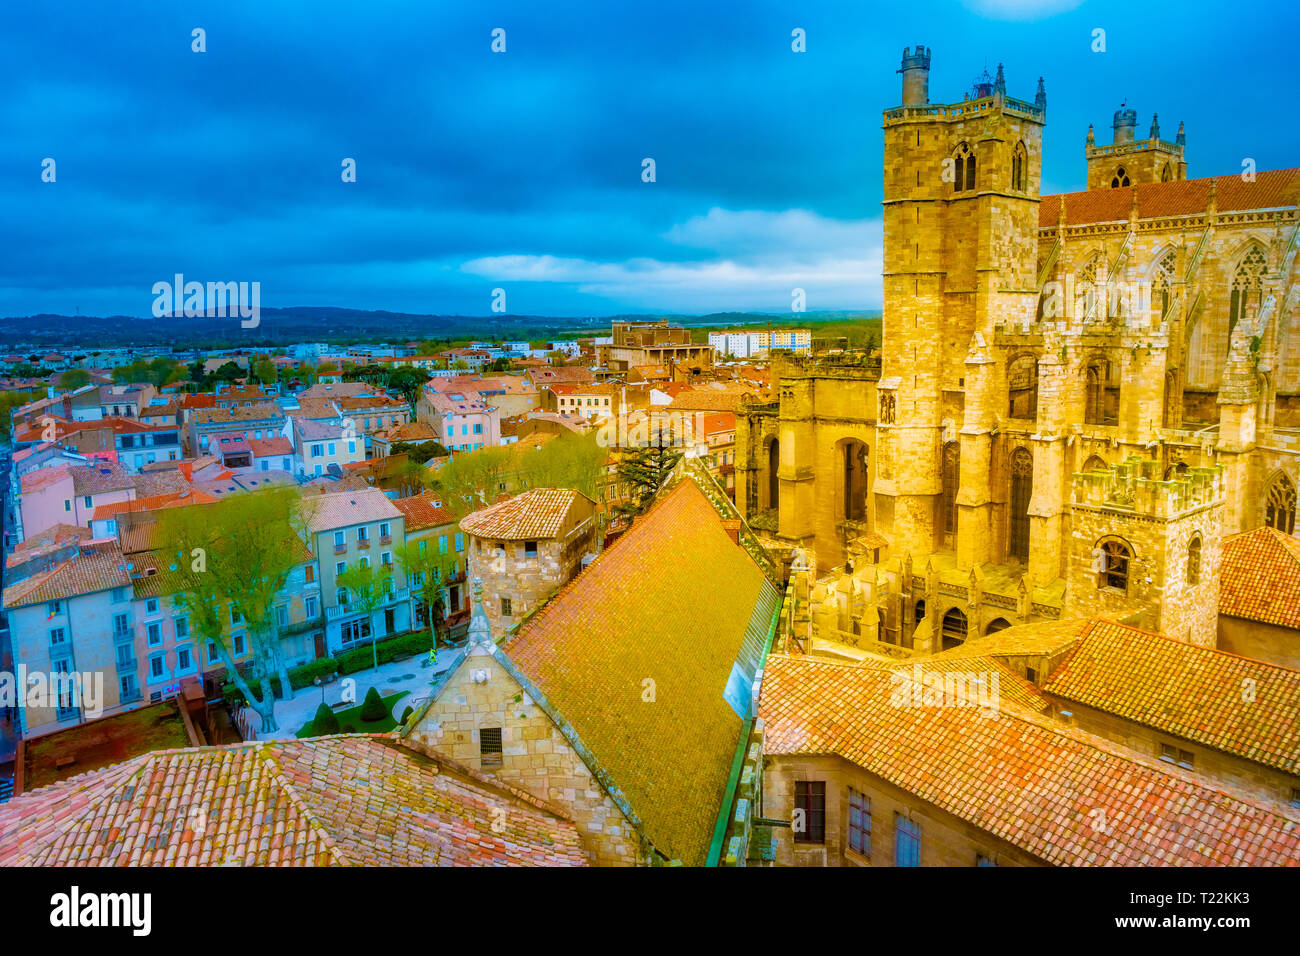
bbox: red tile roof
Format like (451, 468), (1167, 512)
(1039, 168), (1300, 227)
(761, 654), (1300, 866)
(2, 547), (131, 609)
(392, 492), (456, 531)
(1041, 619), (1300, 774)
(504, 477), (782, 865)
(0, 735), (588, 866)
(1219, 527), (1300, 630)
(461, 488), (590, 541)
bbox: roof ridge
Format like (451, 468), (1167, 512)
(251, 743), (352, 866)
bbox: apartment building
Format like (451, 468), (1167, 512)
(301, 489), (411, 655)
(292, 418), (365, 478)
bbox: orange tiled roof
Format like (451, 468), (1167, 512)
(1219, 527), (1300, 630)
(760, 654), (1300, 866)
(392, 492), (457, 532)
(2, 547), (130, 609)
(1041, 619), (1300, 774)
(89, 489), (219, 521)
(0, 735), (588, 866)
(1039, 168), (1300, 227)
(504, 477), (782, 865)
(460, 488), (589, 541)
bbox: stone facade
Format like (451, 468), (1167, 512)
(764, 753), (1040, 867)
(405, 635), (647, 866)
(466, 498), (595, 636)
(735, 46), (1300, 656)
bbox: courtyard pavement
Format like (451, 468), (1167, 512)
(249, 646), (466, 741)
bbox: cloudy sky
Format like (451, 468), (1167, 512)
(2, 0), (1295, 319)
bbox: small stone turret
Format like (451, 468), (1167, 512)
(1112, 105), (1138, 144)
(899, 44), (931, 106)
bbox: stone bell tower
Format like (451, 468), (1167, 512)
(875, 48), (1045, 563)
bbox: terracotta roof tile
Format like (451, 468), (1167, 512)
(461, 488), (589, 541)
(1219, 527), (1300, 630)
(1041, 619), (1300, 774)
(504, 477), (781, 865)
(391, 492), (456, 532)
(1039, 168), (1300, 227)
(0, 736), (587, 866)
(3, 547), (131, 609)
(761, 654), (1300, 866)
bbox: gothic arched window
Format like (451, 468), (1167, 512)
(1111, 166), (1131, 188)
(767, 439), (780, 512)
(1150, 248), (1176, 322)
(1084, 357), (1120, 425)
(953, 143), (976, 193)
(941, 442), (960, 545)
(1160, 163), (1173, 182)
(1187, 535), (1202, 585)
(1097, 538), (1132, 593)
(1083, 455), (1108, 472)
(941, 607), (968, 650)
(1011, 142), (1028, 192)
(840, 439), (869, 522)
(1264, 473), (1297, 534)
(1229, 245), (1267, 340)
(1007, 354), (1039, 420)
(1009, 448), (1033, 564)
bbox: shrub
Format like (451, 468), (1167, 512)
(359, 686), (387, 722)
(399, 705), (414, 726)
(312, 702), (340, 736)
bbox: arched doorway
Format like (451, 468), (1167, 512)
(1009, 448), (1033, 564)
(941, 608), (968, 651)
(985, 618), (1011, 635)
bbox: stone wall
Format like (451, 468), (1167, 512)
(407, 649), (646, 866)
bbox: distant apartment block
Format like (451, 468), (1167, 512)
(708, 328), (811, 359)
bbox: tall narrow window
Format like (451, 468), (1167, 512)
(1264, 474), (1297, 534)
(941, 442), (960, 545)
(1007, 355), (1038, 420)
(1084, 358), (1120, 425)
(953, 143), (974, 193)
(1011, 141), (1028, 191)
(1229, 246), (1267, 342)
(794, 781), (826, 844)
(767, 439), (780, 512)
(848, 788), (871, 858)
(1186, 536), (1201, 585)
(841, 440), (868, 521)
(1009, 448), (1033, 564)
(1110, 166), (1131, 188)
(895, 814), (922, 867)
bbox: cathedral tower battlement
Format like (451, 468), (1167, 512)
(1085, 107), (1186, 189)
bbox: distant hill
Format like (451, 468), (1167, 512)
(0, 307), (880, 350)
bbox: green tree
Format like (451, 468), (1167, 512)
(213, 361), (245, 383)
(388, 367), (432, 414)
(55, 368), (90, 391)
(516, 432), (608, 502)
(433, 445), (514, 515)
(394, 540), (461, 656)
(0, 391), (42, 431)
(157, 487), (310, 734)
(614, 443), (682, 518)
(390, 439), (449, 465)
(360, 686), (387, 722)
(250, 355), (276, 385)
(336, 559), (394, 672)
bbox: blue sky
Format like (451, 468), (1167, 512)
(1, 0), (1296, 319)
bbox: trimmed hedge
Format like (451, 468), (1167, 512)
(311, 701), (340, 736)
(359, 686), (387, 722)
(399, 706), (414, 726)
(221, 629), (435, 707)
